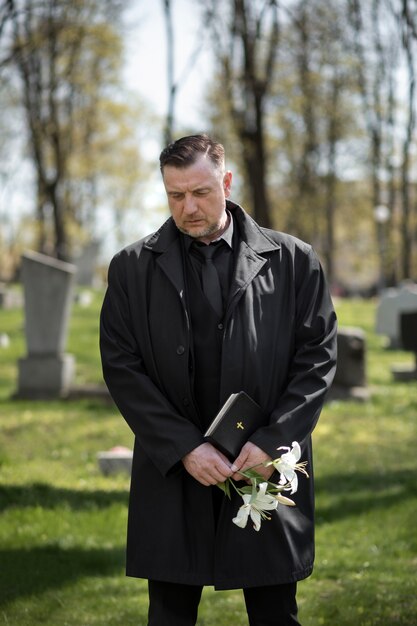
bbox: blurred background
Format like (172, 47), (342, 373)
(0, 0), (416, 292)
(0, 2), (417, 625)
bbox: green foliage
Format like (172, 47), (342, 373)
(206, 0), (417, 286)
(1, 0), (145, 261)
(0, 295), (416, 624)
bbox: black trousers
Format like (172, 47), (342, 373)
(147, 579), (301, 626)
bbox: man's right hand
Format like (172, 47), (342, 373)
(182, 442), (233, 486)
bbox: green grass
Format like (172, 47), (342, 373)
(0, 292), (416, 625)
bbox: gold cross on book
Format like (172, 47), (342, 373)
(236, 421), (244, 430)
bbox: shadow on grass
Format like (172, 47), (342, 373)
(0, 483), (129, 512)
(0, 544), (125, 607)
(314, 467), (417, 524)
(2, 464), (417, 517)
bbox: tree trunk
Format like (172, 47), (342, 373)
(241, 122), (272, 228)
(209, 0), (278, 227)
(400, 21), (415, 279)
(162, 0), (175, 145)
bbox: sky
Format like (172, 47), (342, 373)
(0, 0), (215, 261)
(98, 0), (216, 253)
(124, 0), (213, 133)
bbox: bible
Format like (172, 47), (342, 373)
(204, 391), (267, 459)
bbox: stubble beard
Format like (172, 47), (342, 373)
(178, 221), (222, 240)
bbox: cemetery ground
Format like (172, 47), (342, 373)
(0, 293), (416, 626)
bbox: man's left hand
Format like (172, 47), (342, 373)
(230, 441), (274, 482)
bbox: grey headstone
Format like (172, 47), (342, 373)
(97, 447), (133, 476)
(0, 283), (23, 309)
(334, 327), (366, 388)
(376, 283), (417, 348)
(400, 310), (417, 352)
(329, 327), (369, 401)
(16, 250), (76, 398)
(74, 241), (100, 286)
(392, 310), (417, 381)
(18, 354), (75, 397)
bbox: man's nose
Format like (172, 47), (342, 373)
(183, 194), (197, 214)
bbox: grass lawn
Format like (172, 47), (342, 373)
(0, 291), (416, 625)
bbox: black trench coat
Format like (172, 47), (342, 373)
(100, 201), (337, 590)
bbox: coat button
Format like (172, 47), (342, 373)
(183, 397), (190, 406)
(176, 345), (185, 355)
(217, 323), (224, 330)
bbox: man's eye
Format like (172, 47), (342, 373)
(195, 189), (209, 196)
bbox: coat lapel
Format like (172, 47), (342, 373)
(156, 241), (185, 300)
(228, 240), (266, 303)
(144, 218), (186, 304)
(143, 205), (281, 316)
(226, 202), (280, 315)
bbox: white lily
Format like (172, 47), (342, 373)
(276, 493), (296, 506)
(269, 441), (309, 494)
(232, 482), (278, 531)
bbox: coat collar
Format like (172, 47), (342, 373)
(225, 202), (280, 310)
(143, 200), (280, 255)
(227, 200), (280, 254)
(143, 201), (281, 309)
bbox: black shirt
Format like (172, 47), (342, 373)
(182, 211), (235, 311)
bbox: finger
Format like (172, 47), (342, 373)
(191, 466), (227, 486)
(203, 473), (224, 486)
(216, 451), (233, 468)
(212, 464), (232, 483)
(230, 451), (249, 474)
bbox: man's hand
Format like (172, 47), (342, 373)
(231, 441), (274, 482)
(182, 442), (233, 486)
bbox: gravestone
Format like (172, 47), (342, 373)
(74, 240), (100, 286)
(97, 446), (133, 476)
(392, 310), (417, 381)
(330, 326), (369, 400)
(376, 283), (417, 348)
(0, 333), (10, 348)
(0, 283), (23, 309)
(17, 250), (76, 398)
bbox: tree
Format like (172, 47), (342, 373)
(204, 0), (417, 287)
(399, 8), (416, 279)
(347, 0), (417, 284)
(162, 0), (175, 145)
(161, 0), (210, 145)
(0, 0), (140, 261)
(205, 0), (280, 228)
(265, 0), (360, 283)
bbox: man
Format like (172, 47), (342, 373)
(100, 134), (337, 625)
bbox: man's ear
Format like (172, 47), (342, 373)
(223, 170), (233, 197)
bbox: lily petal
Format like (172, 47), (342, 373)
(276, 494), (296, 506)
(249, 507), (262, 531)
(232, 503), (250, 528)
(290, 441), (301, 462)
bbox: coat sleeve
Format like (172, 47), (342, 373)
(249, 245), (337, 457)
(100, 253), (205, 476)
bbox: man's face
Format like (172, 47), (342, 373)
(162, 155), (232, 243)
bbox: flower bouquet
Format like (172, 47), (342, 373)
(218, 442), (309, 532)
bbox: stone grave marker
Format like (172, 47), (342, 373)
(0, 283), (23, 309)
(97, 446), (133, 476)
(17, 250), (76, 398)
(392, 310), (417, 381)
(376, 283), (417, 348)
(74, 240), (100, 286)
(329, 326), (369, 400)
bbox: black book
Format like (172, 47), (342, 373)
(204, 391), (267, 460)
